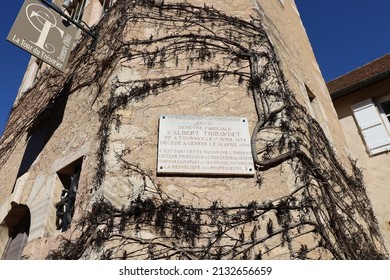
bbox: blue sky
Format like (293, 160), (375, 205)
(0, 0), (31, 135)
(1, 0), (390, 135)
(295, 0), (390, 80)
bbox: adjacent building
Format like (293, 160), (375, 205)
(328, 54), (390, 250)
(0, 0), (387, 259)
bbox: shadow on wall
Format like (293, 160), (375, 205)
(12, 79), (73, 192)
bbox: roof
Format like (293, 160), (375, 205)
(327, 54), (390, 99)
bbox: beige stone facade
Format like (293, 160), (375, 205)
(0, 0), (387, 260)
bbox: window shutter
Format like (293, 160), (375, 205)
(352, 98), (390, 155)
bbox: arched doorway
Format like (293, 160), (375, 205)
(1, 202), (31, 260)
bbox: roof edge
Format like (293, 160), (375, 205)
(330, 70), (390, 100)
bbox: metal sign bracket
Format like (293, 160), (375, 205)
(39, 0), (99, 50)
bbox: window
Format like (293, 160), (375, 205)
(351, 98), (390, 156)
(63, 0), (87, 22)
(100, 0), (117, 15)
(1, 203), (30, 260)
(378, 98), (390, 125)
(305, 85), (317, 118)
(55, 158), (83, 232)
(305, 84), (335, 145)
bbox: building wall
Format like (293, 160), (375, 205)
(255, 1), (349, 161)
(15, 0), (349, 161)
(0, 0), (386, 259)
(332, 78), (390, 250)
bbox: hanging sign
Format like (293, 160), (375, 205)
(7, 0), (77, 72)
(157, 115), (255, 176)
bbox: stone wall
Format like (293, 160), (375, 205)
(0, 0), (387, 260)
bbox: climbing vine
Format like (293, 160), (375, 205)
(0, 0), (387, 260)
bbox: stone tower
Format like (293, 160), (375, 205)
(0, 0), (387, 259)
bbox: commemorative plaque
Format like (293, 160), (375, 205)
(157, 115), (255, 176)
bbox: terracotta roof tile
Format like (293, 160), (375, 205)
(327, 54), (390, 95)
